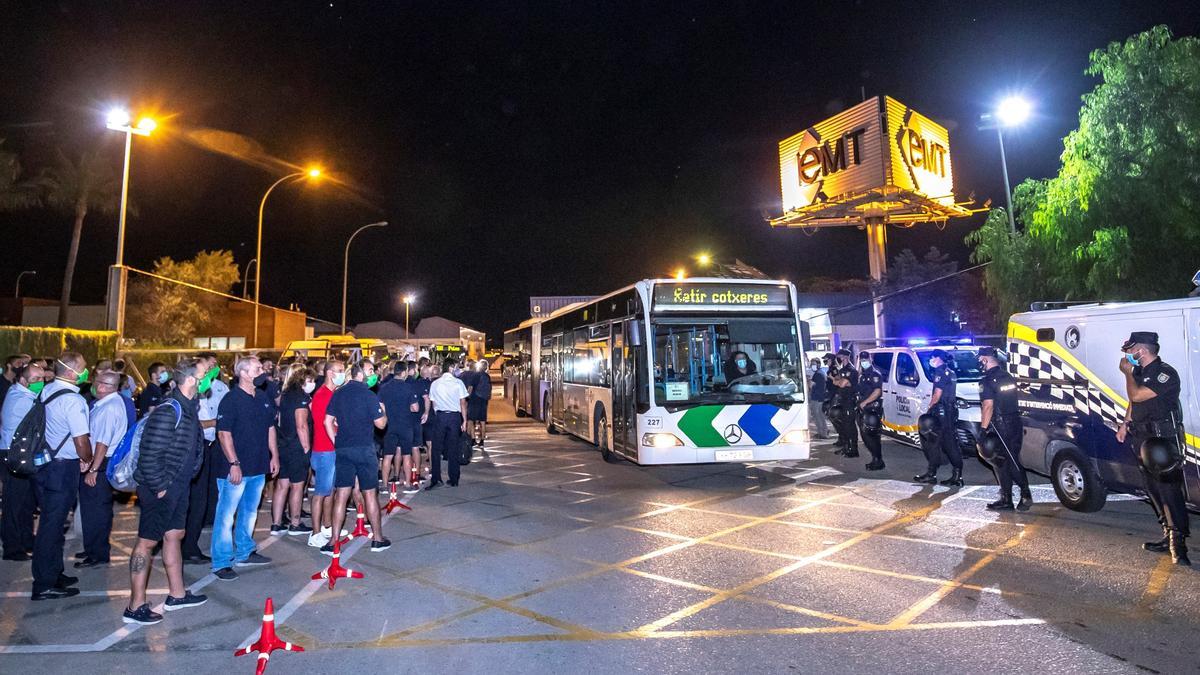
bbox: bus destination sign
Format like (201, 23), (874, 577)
(653, 283), (791, 312)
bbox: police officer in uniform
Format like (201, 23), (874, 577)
(915, 349), (963, 486)
(1117, 332), (1190, 566)
(978, 346), (1031, 511)
(856, 351), (885, 471)
(828, 349), (859, 457)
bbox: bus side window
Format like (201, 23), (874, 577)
(634, 345), (649, 411)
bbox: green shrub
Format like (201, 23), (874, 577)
(0, 325), (118, 364)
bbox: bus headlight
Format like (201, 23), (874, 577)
(642, 433), (684, 448)
(780, 429), (808, 445)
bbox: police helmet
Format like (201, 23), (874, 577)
(929, 349), (949, 363)
(828, 404), (847, 423)
(1139, 437), (1183, 477)
(859, 410), (882, 433)
(917, 413), (941, 443)
(978, 431), (1004, 463)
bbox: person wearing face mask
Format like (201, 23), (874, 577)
(0, 361), (44, 561)
(210, 356), (279, 581)
(74, 370), (127, 569)
(724, 351), (759, 384)
(977, 346), (1029, 511)
(0, 353), (31, 409)
(306, 359), (345, 549)
(914, 349), (963, 487)
(427, 358), (469, 489)
(323, 361), (391, 553)
(182, 353), (227, 566)
(856, 351), (885, 471)
(270, 364), (315, 536)
(30, 352), (95, 600)
(138, 362), (170, 418)
(1117, 332), (1190, 566)
(828, 349), (859, 458)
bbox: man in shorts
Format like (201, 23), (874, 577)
(323, 362), (390, 553)
(125, 358), (207, 625)
(380, 361), (424, 493)
(307, 360), (343, 548)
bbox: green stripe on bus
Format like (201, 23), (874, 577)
(678, 406), (728, 447)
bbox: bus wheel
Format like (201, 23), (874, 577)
(1050, 447), (1106, 512)
(595, 411), (617, 463)
(545, 396), (558, 434)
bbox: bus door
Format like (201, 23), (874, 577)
(611, 322), (636, 457)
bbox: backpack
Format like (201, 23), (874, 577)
(5, 389), (73, 476)
(107, 398), (183, 492)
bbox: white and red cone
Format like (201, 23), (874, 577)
(234, 597), (304, 675)
(311, 537), (364, 589)
(350, 509), (371, 538)
(384, 481), (411, 513)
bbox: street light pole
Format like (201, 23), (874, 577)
(253, 169), (319, 347)
(14, 270), (35, 298)
(996, 126), (1016, 234)
(980, 96), (1031, 234)
(103, 110), (154, 339)
(242, 258), (257, 299)
(341, 221), (388, 333)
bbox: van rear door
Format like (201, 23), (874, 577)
(1183, 306), (1200, 508)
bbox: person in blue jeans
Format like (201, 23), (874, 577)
(211, 356), (279, 581)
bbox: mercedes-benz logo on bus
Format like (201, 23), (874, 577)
(723, 424), (744, 443)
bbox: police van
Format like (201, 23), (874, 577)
(862, 340), (985, 453)
(1007, 298), (1200, 512)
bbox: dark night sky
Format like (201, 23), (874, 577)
(2, 0), (1197, 341)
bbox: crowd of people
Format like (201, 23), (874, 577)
(0, 350), (494, 623)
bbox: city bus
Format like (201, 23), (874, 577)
(504, 278), (811, 464)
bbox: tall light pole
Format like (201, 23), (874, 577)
(14, 270), (35, 298)
(242, 258), (257, 299)
(979, 96), (1032, 233)
(253, 168), (320, 347)
(341, 221), (388, 333)
(103, 109), (155, 338)
(402, 294), (415, 340)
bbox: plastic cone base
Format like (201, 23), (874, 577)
(384, 483), (412, 513)
(311, 538), (364, 589)
(234, 597), (304, 674)
(350, 511), (371, 538)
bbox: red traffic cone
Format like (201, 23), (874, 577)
(234, 597), (304, 675)
(311, 538), (363, 589)
(350, 509), (371, 538)
(384, 482), (411, 513)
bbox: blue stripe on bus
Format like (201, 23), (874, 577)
(738, 405), (780, 445)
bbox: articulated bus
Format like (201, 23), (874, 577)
(503, 278), (811, 464)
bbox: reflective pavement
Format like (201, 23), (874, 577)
(1, 406), (1198, 673)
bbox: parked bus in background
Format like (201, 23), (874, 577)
(505, 278), (811, 465)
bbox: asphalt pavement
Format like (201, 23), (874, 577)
(0, 402), (1197, 674)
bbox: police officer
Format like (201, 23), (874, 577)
(914, 349), (963, 486)
(1117, 332), (1190, 566)
(828, 349), (859, 457)
(856, 351), (885, 471)
(978, 347), (1030, 511)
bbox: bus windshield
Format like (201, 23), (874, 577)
(651, 319), (803, 407)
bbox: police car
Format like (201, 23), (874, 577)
(1007, 298), (1200, 512)
(863, 340), (985, 454)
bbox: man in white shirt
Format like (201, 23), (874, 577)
(0, 361), (43, 561)
(184, 352), (229, 565)
(427, 358), (469, 489)
(31, 352), (94, 601)
(75, 370), (128, 569)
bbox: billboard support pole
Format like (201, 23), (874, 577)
(865, 216), (887, 344)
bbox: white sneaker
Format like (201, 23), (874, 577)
(308, 530), (329, 548)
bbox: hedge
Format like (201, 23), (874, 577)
(0, 325), (119, 365)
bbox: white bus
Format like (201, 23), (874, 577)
(504, 278), (811, 464)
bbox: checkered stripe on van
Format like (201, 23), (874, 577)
(1010, 340), (1200, 464)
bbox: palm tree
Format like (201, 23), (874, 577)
(0, 139), (38, 210)
(39, 149), (120, 327)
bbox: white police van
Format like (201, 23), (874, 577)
(863, 340), (985, 454)
(1007, 298), (1200, 512)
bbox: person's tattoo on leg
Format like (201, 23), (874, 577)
(131, 553), (147, 573)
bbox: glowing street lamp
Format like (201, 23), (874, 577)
(104, 107), (156, 337)
(696, 253), (712, 267)
(980, 96), (1033, 233)
(674, 267), (687, 281)
(253, 167), (322, 346)
(402, 294), (415, 340)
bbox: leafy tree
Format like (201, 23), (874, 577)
(38, 149), (120, 328)
(879, 247), (958, 337)
(969, 26), (1200, 311)
(0, 139), (38, 210)
(125, 250), (240, 346)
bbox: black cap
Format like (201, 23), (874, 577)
(929, 349), (949, 361)
(1122, 331), (1158, 350)
(858, 350), (872, 360)
(978, 346), (999, 358)
(836, 348), (851, 357)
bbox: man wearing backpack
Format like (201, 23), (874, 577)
(0, 361), (43, 561)
(30, 352), (94, 601)
(125, 358), (206, 625)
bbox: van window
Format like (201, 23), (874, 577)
(1036, 328), (1054, 342)
(896, 353), (919, 387)
(871, 352), (894, 383)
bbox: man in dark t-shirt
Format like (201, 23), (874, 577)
(324, 362), (390, 553)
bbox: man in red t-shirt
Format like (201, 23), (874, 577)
(306, 360), (344, 548)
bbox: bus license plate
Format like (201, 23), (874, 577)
(715, 449), (754, 462)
